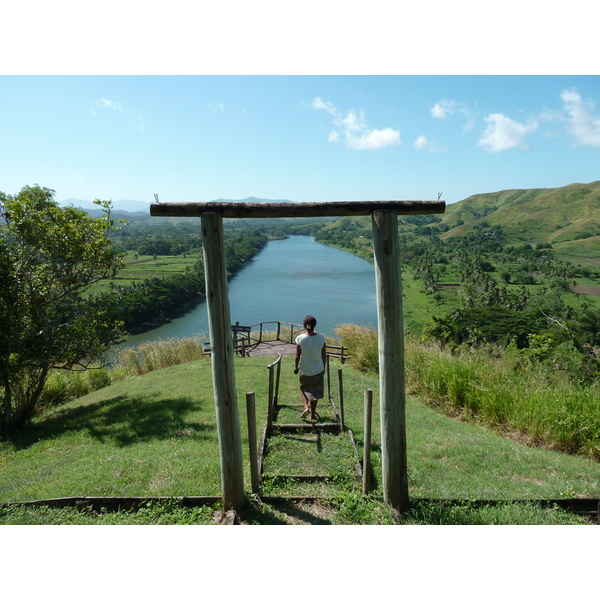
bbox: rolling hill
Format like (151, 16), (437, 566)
(440, 180), (600, 246)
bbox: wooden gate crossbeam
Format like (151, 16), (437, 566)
(151, 198), (446, 512)
(151, 200), (445, 219)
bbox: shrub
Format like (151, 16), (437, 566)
(334, 323), (379, 373)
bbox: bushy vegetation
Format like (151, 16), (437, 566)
(0, 186), (125, 434)
(39, 336), (210, 410)
(335, 324), (600, 460)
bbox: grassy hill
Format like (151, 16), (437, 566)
(441, 180), (600, 245)
(2, 350), (600, 525)
(313, 181), (600, 257)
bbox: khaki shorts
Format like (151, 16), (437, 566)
(299, 371), (324, 402)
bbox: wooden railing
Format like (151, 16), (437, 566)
(266, 354), (282, 432)
(205, 320), (349, 362)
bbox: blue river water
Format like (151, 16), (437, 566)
(118, 235), (378, 348)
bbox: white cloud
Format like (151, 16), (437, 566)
(312, 97), (400, 150)
(413, 134), (446, 152)
(477, 113), (538, 152)
(431, 100), (456, 119)
(414, 134), (429, 149)
(93, 97), (147, 133)
(311, 97), (336, 115)
(560, 88), (600, 148)
(96, 97), (122, 111)
(430, 98), (476, 133)
(352, 127), (401, 150)
(328, 130), (340, 143)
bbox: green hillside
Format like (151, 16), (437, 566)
(2, 352), (599, 525)
(441, 180), (600, 245)
(312, 180), (600, 342)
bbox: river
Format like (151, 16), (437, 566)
(117, 235), (377, 348)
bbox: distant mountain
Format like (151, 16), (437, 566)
(58, 196), (293, 215)
(59, 198), (98, 211)
(440, 181), (600, 245)
(59, 198), (151, 213)
(210, 196), (293, 204)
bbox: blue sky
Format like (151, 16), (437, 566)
(1, 75), (598, 207)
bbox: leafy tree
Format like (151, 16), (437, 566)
(423, 306), (540, 348)
(0, 185), (125, 434)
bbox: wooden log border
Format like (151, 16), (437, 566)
(3, 497), (599, 521)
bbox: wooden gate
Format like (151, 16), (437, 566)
(151, 198), (445, 511)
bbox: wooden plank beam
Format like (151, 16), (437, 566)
(151, 199), (445, 219)
(372, 209), (409, 511)
(201, 212), (245, 510)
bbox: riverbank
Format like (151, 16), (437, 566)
(115, 235), (378, 349)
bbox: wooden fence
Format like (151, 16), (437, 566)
(206, 320), (349, 362)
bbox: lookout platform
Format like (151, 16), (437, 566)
(203, 320), (349, 362)
(240, 339), (297, 358)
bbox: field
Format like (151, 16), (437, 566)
(89, 250), (202, 294)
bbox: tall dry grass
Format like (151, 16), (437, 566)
(334, 323), (600, 460)
(40, 336), (210, 409)
(115, 336), (209, 376)
(334, 323), (379, 373)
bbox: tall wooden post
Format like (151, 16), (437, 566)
(201, 212), (245, 510)
(372, 210), (409, 511)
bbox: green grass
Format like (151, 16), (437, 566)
(405, 340), (600, 460)
(336, 324), (600, 461)
(263, 432), (359, 478)
(2, 344), (600, 524)
(401, 270), (457, 337)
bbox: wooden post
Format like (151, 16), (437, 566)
(337, 368), (345, 431)
(245, 392), (260, 495)
(268, 363), (275, 409)
(372, 209), (409, 511)
(274, 356), (281, 407)
(201, 212), (245, 510)
(363, 388), (373, 495)
(326, 354), (331, 402)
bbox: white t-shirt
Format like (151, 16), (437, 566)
(295, 332), (326, 376)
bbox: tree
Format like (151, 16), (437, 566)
(0, 185), (125, 435)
